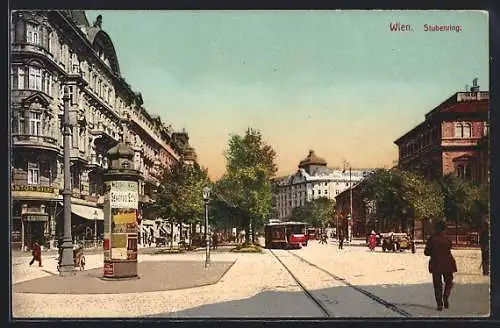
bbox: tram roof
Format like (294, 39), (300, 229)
(265, 221), (307, 226)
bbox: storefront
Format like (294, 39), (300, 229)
(11, 185), (60, 250)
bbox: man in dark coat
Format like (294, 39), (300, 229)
(424, 220), (457, 311)
(338, 232), (344, 250)
(479, 222), (489, 275)
(29, 241), (43, 267)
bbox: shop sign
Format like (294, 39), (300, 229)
(12, 185), (56, 193)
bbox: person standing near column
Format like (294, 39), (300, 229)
(424, 220), (457, 311)
(479, 221), (489, 275)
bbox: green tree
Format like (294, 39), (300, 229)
(360, 168), (443, 232)
(216, 128), (278, 243)
(152, 161), (210, 248)
(438, 174), (487, 228)
(291, 197), (335, 228)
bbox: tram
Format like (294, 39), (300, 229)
(264, 221), (308, 249)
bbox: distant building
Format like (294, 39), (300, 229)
(271, 150), (373, 221)
(394, 83), (489, 184)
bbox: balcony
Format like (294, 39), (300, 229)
(12, 134), (59, 153)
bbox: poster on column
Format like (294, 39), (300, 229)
(110, 180), (138, 261)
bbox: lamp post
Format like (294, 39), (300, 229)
(59, 86), (75, 276)
(343, 161), (353, 242)
(203, 186), (211, 267)
(93, 210), (98, 248)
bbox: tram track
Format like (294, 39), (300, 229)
(269, 249), (333, 317)
(269, 249), (412, 318)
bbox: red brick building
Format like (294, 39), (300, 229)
(394, 89), (489, 184)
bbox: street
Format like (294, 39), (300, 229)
(11, 239), (489, 318)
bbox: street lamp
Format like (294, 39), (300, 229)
(343, 161), (353, 242)
(59, 86), (75, 276)
(93, 210), (98, 248)
(203, 186), (211, 267)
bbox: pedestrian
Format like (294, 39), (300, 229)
(479, 221), (489, 275)
(212, 232), (218, 250)
(29, 241), (43, 267)
(368, 230), (377, 251)
(338, 232), (344, 250)
(424, 220), (457, 311)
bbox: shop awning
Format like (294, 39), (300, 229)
(71, 204), (104, 221)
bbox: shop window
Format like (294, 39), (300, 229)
(28, 162), (40, 185)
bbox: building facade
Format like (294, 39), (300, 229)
(271, 150), (372, 221)
(394, 85), (489, 184)
(10, 10), (197, 250)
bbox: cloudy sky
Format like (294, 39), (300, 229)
(86, 10), (489, 179)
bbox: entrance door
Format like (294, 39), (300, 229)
(25, 221), (45, 249)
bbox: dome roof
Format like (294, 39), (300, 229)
(298, 150), (327, 168)
(107, 142), (134, 159)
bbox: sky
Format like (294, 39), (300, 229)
(85, 10), (489, 179)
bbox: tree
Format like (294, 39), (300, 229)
(438, 174), (487, 228)
(291, 197), (335, 228)
(152, 161), (210, 248)
(360, 168), (443, 232)
(216, 128), (278, 243)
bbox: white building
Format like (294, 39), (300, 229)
(272, 150), (373, 220)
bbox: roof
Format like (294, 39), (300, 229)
(298, 150), (327, 168)
(265, 221), (307, 226)
(64, 10), (90, 27)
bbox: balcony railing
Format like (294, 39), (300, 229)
(12, 134), (59, 151)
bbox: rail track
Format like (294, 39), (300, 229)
(269, 249), (412, 318)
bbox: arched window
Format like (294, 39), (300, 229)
(463, 123), (472, 138)
(455, 123), (463, 138)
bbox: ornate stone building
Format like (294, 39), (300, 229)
(10, 10), (197, 249)
(271, 150), (373, 221)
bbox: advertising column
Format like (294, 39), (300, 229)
(102, 142), (140, 279)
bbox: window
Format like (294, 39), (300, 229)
(324, 190), (328, 194)
(29, 67), (42, 90)
(455, 123), (463, 138)
(16, 67), (25, 89)
(48, 32), (52, 53)
(26, 23), (40, 44)
(27, 162), (40, 185)
(42, 72), (51, 95)
(463, 123), (472, 138)
(68, 85), (75, 104)
(29, 112), (41, 135)
(483, 122), (489, 136)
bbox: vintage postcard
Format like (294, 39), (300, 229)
(10, 9), (490, 319)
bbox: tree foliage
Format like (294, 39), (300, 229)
(438, 174), (489, 227)
(291, 197), (335, 227)
(152, 161), (211, 227)
(360, 168), (443, 230)
(213, 128), (277, 240)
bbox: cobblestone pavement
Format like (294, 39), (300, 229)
(11, 240), (489, 318)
